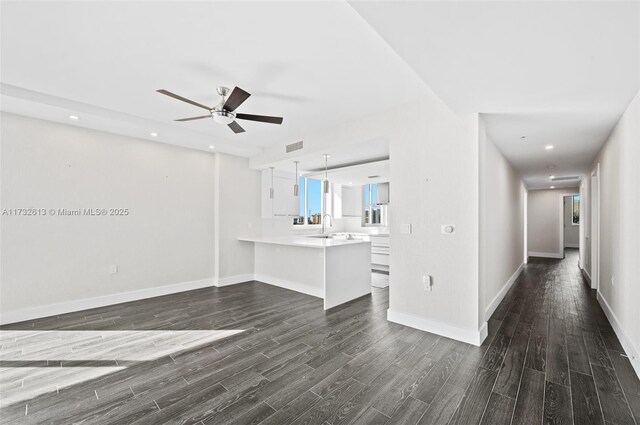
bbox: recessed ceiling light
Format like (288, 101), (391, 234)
(549, 175), (555, 179)
(209, 145), (215, 149)
(150, 132), (158, 137)
(550, 186), (555, 189)
(69, 115), (79, 120)
(545, 145), (554, 150)
(520, 136), (527, 139)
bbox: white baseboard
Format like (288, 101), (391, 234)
(254, 274), (323, 299)
(597, 292), (640, 379)
(580, 267), (592, 285)
(528, 251), (563, 259)
(484, 263), (524, 321)
(564, 243), (579, 248)
(387, 309), (487, 346)
(0, 278), (215, 325)
(214, 274), (255, 287)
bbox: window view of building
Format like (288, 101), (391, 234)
(293, 177), (323, 225)
(363, 183), (386, 226)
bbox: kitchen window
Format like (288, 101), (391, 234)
(293, 176), (323, 225)
(363, 183), (388, 226)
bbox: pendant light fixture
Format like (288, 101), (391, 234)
(293, 161), (299, 197)
(323, 154), (330, 194)
(269, 166), (275, 199)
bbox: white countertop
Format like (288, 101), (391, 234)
(238, 235), (371, 249)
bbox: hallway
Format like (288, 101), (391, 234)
(488, 249), (640, 425)
(1, 250), (639, 424)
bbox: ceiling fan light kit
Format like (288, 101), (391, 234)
(211, 110), (235, 125)
(157, 86), (284, 134)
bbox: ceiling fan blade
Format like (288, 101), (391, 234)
(157, 89), (211, 111)
(235, 113), (283, 125)
(223, 87), (251, 112)
(228, 121), (246, 134)
(174, 115), (211, 122)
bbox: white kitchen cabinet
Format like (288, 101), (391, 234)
(370, 235), (390, 271)
(261, 170), (299, 219)
(341, 185), (362, 217)
(377, 182), (390, 205)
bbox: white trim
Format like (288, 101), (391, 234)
(214, 274), (254, 287)
(0, 278), (215, 325)
(580, 267), (592, 284)
(484, 263), (524, 321)
(597, 292), (640, 379)
(253, 274), (324, 299)
(564, 243), (580, 248)
(528, 251), (563, 259)
(591, 164), (600, 290)
(387, 309), (488, 346)
(523, 186), (528, 264)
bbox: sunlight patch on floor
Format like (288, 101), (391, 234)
(0, 329), (244, 407)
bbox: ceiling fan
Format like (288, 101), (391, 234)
(157, 86), (283, 134)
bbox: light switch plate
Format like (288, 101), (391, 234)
(109, 265), (118, 274)
(400, 224), (412, 234)
(423, 274), (432, 291)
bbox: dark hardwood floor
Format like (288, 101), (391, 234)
(1, 249), (639, 424)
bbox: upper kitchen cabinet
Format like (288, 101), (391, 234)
(341, 185), (362, 217)
(377, 182), (390, 205)
(261, 169), (298, 219)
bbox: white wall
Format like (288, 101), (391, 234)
(582, 90), (640, 376)
(479, 116), (525, 321)
(251, 91), (484, 345)
(0, 113), (216, 317)
(527, 188), (578, 258)
(213, 153), (261, 284)
(563, 196), (579, 247)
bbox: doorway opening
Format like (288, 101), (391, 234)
(562, 194), (581, 261)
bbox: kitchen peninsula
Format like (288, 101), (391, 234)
(238, 235), (371, 309)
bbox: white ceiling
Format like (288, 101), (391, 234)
(350, 1), (640, 188)
(2, 1), (638, 189)
(0, 1), (427, 156)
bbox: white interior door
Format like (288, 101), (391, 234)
(590, 168), (600, 290)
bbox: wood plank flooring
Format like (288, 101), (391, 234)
(1, 248), (638, 424)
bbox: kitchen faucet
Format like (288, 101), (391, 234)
(322, 214), (333, 234)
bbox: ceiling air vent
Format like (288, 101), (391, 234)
(551, 176), (581, 182)
(286, 141), (303, 153)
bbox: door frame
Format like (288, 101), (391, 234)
(590, 164), (600, 290)
(523, 186), (528, 264)
(558, 192), (579, 259)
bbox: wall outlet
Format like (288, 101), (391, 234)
(109, 265), (118, 274)
(423, 274), (432, 291)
